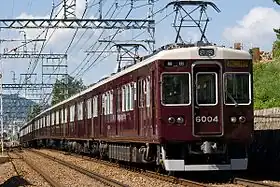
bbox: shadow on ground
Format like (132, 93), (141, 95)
(0, 176), (31, 187)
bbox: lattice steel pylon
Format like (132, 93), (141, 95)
(64, 0), (76, 19)
(41, 56), (68, 104)
(114, 43), (148, 72)
(167, 0), (221, 44)
(0, 52), (67, 104)
(0, 19), (155, 29)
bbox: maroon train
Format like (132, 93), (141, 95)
(19, 43), (253, 172)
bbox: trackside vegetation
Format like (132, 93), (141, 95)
(254, 59), (280, 109)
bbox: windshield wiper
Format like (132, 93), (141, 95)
(225, 88), (239, 107)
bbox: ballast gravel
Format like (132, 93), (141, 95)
(22, 151), (108, 187)
(37, 149), (186, 187)
(1, 153), (51, 187)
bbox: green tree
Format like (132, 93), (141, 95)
(273, 29), (280, 58)
(51, 75), (86, 105)
(273, 0), (280, 5)
(27, 104), (42, 121)
(273, 1), (280, 58)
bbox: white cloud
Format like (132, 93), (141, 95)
(223, 7), (280, 49)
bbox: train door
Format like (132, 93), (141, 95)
(99, 94), (104, 138)
(137, 78), (145, 136)
(116, 88), (121, 136)
(192, 61), (223, 137)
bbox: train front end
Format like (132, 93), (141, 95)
(157, 45), (253, 172)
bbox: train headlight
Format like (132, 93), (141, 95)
(168, 117), (176, 124)
(230, 117), (237, 123)
(239, 116), (246, 123)
(177, 117), (184, 124)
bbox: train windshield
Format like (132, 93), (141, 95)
(196, 72), (217, 105)
(224, 73), (250, 104)
(162, 73), (190, 105)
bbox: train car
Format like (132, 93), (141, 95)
(19, 43), (253, 173)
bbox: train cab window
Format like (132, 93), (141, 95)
(224, 73), (251, 105)
(162, 73), (190, 105)
(196, 72), (217, 106)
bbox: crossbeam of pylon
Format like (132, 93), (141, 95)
(2, 83), (53, 89)
(0, 53), (67, 59)
(0, 19), (155, 29)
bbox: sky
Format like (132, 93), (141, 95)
(0, 0), (279, 103)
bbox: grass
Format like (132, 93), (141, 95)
(254, 59), (280, 109)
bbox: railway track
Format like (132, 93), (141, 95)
(33, 148), (209, 187)
(27, 149), (129, 187)
(233, 177), (280, 187)
(8, 151), (64, 187)
(142, 170), (208, 187)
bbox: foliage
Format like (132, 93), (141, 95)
(273, 1), (280, 57)
(273, 29), (280, 59)
(27, 104), (42, 121)
(273, 0), (280, 5)
(51, 75), (86, 105)
(254, 60), (280, 109)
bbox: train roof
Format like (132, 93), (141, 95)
(21, 44), (251, 129)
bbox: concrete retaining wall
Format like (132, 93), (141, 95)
(254, 107), (280, 130)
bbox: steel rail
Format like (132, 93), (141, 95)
(40, 148), (208, 187)
(9, 151), (64, 187)
(28, 149), (129, 187)
(234, 177), (280, 187)
(143, 170), (208, 187)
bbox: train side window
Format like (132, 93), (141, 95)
(56, 111), (59, 125)
(64, 108), (68, 123)
(127, 85), (131, 111)
(122, 86), (126, 112)
(87, 98), (92, 119)
(146, 77), (150, 107)
(102, 94), (106, 114)
(47, 114), (50, 126)
(92, 96), (98, 117)
(106, 92), (111, 115)
(130, 83), (134, 110)
(104, 93), (108, 115)
(138, 79), (144, 107)
(196, 72), (217, 106)
(110, 91), (113, 114)
(117, 88), (121, 112)
(77, 101), (83, 120)
(60, 109), (63, 124)
(107, 93), (110, 115)
(43, 117), (45, 128)
(51, 112), (55, 125)
(70, 105), (75, 122)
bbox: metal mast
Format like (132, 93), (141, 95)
(167, 0), (221, 44)
(0, 59), (3, 155)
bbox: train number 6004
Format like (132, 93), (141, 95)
(195, 116), (219, 123)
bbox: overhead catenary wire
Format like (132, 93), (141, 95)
(71, 0), (154, 78)
(70, 0), (126, 76)
(42, 0), (120, 104)
(74, 3), (172, 79)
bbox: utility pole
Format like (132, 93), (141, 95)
(0, 64), (3, 155)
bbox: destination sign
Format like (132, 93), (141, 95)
(164, 61), (186, 67)
(226, 60), (249, 68)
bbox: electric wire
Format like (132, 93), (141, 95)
(74, 3), (171, 78)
